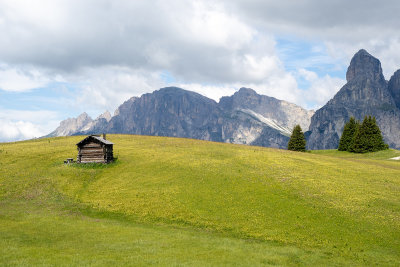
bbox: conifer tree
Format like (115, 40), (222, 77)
(288, 125), (306, 152)
(351, 116), (388, 153)
(369, 116), (389, 151)
(350, 123), (366, 153)
(338, 117), (359, 151)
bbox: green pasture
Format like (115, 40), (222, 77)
(0, 135), (399, 266)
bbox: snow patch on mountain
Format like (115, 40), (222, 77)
(239, 109), (292, 136)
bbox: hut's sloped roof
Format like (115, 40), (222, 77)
(77, 135), (114, 146)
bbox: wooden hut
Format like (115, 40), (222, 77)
(76, 134), (114, 163)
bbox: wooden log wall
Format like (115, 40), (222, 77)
(104, 146), (113, 163)
(77, 139), (114, 164)
(79, 142), (106, 163)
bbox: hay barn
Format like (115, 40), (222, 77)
(76, 134), (114, 163)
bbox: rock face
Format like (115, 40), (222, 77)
(388, 70), (400, 109)
(48, 87), (314, 149)
(103, 87), (314, 148)
(345, 49), (385, 82)
(307, 49), (400, 149)
(105, 87), (223, 141)
(47, 112), (93, 137)
(220, 88), (313, 132)
(218, 88), (313, 147)
(78, 111), (112, 134)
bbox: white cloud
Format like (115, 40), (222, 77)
(297, 68), (345, 109)
(324, 38), (400, 80)
(175, 83), (237, 102)
(0, 0), (399, 142)
(298, 68), (318, 82)
(0, 0), (352, 106)
(177, 68), (343, 111)
(0, 0), (276, 84)
(238, 55), (281, 81)
(66, 66), (164, 114)
(0, 119), (43, 142)
(63, 61), (303, 115)
(0, 109), (60, 141)
(178, 71), (300, 105)
(0, 64), (49, 91)
(0, 109), (58, 123)
(227, 0), (400, 77)
(1, 0), (67, 30)
(0, 0), (398, 83)
(260, 72), (300, 104)
(185, 1), (255, 50)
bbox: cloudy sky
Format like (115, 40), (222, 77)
(1, 0), (400, 142)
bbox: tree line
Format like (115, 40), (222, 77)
(287, 115), (388, 153)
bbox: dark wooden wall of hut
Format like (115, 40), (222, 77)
(77, 141), (113, 163)
(104, 145), (113, 163)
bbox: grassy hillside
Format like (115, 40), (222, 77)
(1, 135), (399, 266)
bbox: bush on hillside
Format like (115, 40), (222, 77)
(288, 125), (306, 152)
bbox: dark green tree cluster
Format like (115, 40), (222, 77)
(338, 116), (388, 153)
(338, 117), (359, 151)
(288, 124), (306, 152)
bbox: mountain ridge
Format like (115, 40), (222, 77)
(49, 49), (400, 150)
(50, 87), (314, 149)
(46, 112), (93, 137)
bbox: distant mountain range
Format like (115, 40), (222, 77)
(47, 111), (112, 137)
(48, 49), (400, 150)
(47, 87), (314, 149)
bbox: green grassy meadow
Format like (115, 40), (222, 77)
(0, 135), (399, 266)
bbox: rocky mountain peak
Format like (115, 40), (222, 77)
(308, 50), (400, 150)
(156, 86), (184, 94)
(46, 112), (93, 137)
(154, 86), (216, 104)
(97, 111), (112, 122)
(346, 49), (385, 82)
(219, 87), (261, 110)
(153, 86), (191, 97)
(77, 112), (90, 121)
(219, 87), (313, 132)
(102, 86), (222, 142)
(79, 111), (112, 133)
(74, 112), (93, 127)
(114, 97), (138, 116)
(236, 87), (257, 96)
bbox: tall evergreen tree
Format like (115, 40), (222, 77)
(369, 116), (389, 151)
(350, 123), (366, 153)
(338, 117), (359, 151)
(351, 116), (388, 153)
(288, 125), (306, 152)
